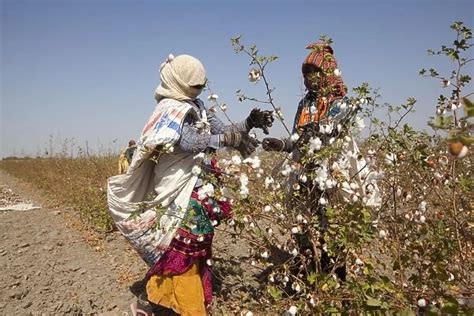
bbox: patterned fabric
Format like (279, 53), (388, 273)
(292, 95), (350, 132)
(108, 98), (199, 267)
(303, 41), (346, 105)
(178, 99), (248, 153)
(146, 159), (232, 308)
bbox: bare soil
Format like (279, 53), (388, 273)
(0, 170), (147, 315)
(0, 170), (260, 315)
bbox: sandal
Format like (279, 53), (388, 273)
(130, 293), (154, 316)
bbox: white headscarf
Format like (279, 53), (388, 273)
(154, 54), (207, 103)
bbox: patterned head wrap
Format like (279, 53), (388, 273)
(154, 54), (207, 103)
(302, 41), (346, 103)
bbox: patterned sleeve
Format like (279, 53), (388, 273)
(177, 114), (220, 153)
(207, 110), (248, 134)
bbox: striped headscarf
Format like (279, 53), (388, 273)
(154, 54), (207, 103)
(303, 41), (346, 103)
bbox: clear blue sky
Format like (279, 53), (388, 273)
(1, 0), (473, 157)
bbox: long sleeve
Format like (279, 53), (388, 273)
(207, 110), (248, 134)
(177, 99), (247, 153)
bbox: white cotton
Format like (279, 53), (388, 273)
(299, 174), (308, 183)
(232, 155), (242, 165)
(265, 177), (274, 188)
(419, 201), (427, 212)
(251, 156), (261, 169)
(193, 152), (205, 160)
(197, 183), (215, 200)
(354, 116), (366, 131)
(290, 133), (300, 141)
(324, 124), (333, 134)
(385, 153), (397, 165)
(309, 137), (322, 153)
(248, 68), (261, 82)
(263, 205), (272, 212)
(325, 179), (336, 189)
(288, 305), (298, 315)
(417, 298), (427, 307)
(191, 165), (202, 176)
(291, 227), (300, 234)
(334, 68), (342, 77)
(291, 282), (301, 292)
(319, 197), (328, 205)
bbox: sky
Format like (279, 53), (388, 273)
(1, 0), (473, 158)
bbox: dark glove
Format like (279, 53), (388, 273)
(262, 137), (286, 152)
(222, 131), (259, 157)
(246, 108), (274, 135)
(238, 133), (260, 158)
(222, 131), (243, 147)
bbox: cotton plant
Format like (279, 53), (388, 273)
(204, 26), (472, 314)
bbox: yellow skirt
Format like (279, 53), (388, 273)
(146, 262), (207, 316)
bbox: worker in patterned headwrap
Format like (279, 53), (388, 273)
(261, 41), (352, 285)
(262, 41), (348, 152)
(108, 54), (274, 316)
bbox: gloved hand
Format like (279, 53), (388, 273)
(238, 133), (260, 157)
(246, 108), (274, 135)
(262, 137), (286, 152)
(222, 131), (243, 148)
(222, 131), (259, 157)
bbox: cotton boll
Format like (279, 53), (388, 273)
(417, 298), (427, 308)
(248, 68), (261, 82)
(232, 155), (242, 165)
(290, 133), (300, 141)
(192, 165), (202, 176)
(299, 174), (308, 183)
(288, 304), (298, 315)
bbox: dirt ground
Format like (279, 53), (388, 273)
(0, 170), (148, 315)
(0, 170), (260, 315)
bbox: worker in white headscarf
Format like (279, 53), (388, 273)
(108, 54), (274, 316)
